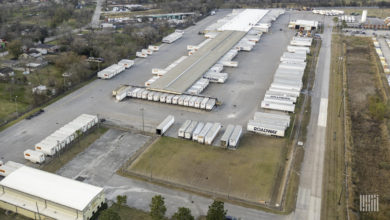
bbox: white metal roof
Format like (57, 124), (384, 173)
(0, 166), (103, 211)
(218, 9), (269, 32)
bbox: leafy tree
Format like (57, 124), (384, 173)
(8, 39), (22, 59)
(149, 195), (166, 220)
(116, 195), (127, 210)
(98, 208), (120, 220)
(333, 17), (339, 24)
(172, 207), (194, 220)
(206, 200), (227, 220)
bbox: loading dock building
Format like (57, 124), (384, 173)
(0, 165), (105, 220)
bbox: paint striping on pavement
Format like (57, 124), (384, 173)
(318, 98), (328, 127)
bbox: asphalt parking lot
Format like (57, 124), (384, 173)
(0, 9), (300, 163)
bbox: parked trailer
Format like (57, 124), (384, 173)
(261, 100), (295, 113)
(147, 92), (155, 100)
(281, 57), (306, 64)
(24, 149), (45, 164)
(279, 63), (306, 71)
(156, 115), (175, 135)
(287, 45), (310, 54)
(166, 95), (174, 104)
(118, 59), (134, 69)
(197, 122), (213, 144)
(183, 96), (192, 106)
(264, 97), (294, 105)
(152, 68), (167, 76)
(148, 45), (160, 51)
(184, 121), (198, 139)
(271, 83), (302, 92)
(35, 141), (57, 156)
(265, 92), (297, 103)
(201, 98), (210, 109)
(172, 95), (180, 104)
(189, 96), (198, 107)
(178, 120), (192, 138)
(205, 123), (221, 145)
(178, 95), (186, 105)
(192, 122), (205, 141)
(160, 93), (167, 103)
(112, 85), (130, 96)
(137, 89), (145, 99)
(228, 125), (242, 149)
(142, 49), (153, 55)
(206, 99), (216, 110)
(220, 124), (235, 148)
(247, 120), (286, 137)
(254, 111), (290, 124)
(136, 51), (148, 58)
(194, 97), (204, 108)
(290, 40), (312, 47)
(0, 162), (23, 177)
(131, 88), (141, 98)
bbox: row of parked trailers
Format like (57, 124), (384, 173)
(136, 45), (160, 58)
(97, 59), (134, 79)
(177, 120), (242, 148)
(378, 38), (390, 85)
(25, 114), (99, 164)
(122, 86), (217, 110)
(247, 112), (290, 137)
(261, 37), (312, 113)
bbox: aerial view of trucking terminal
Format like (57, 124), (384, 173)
(0, 0), (389, 219)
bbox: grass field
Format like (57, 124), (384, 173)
(128, 134), (286, 203)
(343, 8), (390, 19)
(41, 126), (108, 173)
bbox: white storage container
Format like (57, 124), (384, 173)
(197, 122), (213, 144)
(204, 123), (221, 145)
(156, 115), (174, 135)
(178, 120), (192, 138)
(192, 122), (205, 141)
(184, 121), (198, 139)
(220, 125), (234, 147)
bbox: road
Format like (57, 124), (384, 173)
(293, 15), (333, 220)
(91, 0), (104, 28)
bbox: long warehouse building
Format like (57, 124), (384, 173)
(149, 9), (269, 94)
(149, 31), (246, 93)
(0, 164), (105, 220)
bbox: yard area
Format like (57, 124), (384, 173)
(127, 134), (287, 204)
(40, 126), (108, 173)
(343, 8), (390, 19)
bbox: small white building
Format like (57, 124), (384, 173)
(289, 20), (319, 30)
(0, 165), (105, 220)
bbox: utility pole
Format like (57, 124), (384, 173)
(141, 108), (144, 132)
(14, 96), (18, 116)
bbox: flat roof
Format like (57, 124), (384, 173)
(0, 166), (103, 211)
(149, 31), (246, 93)
(218, 9), (269, 32)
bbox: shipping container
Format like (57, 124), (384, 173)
(228, 125), (242, 149)
(220, 125), (235, 148)
(197, 122), (213, 143)
(184, 121), (198, 139)
(178, 120), (192, 138)
(156, 115), (175, 135)
(270, 83), (302, 92)
(35, 141), (57, 156)
(265, 92), (297, 103)
(263, 97), (294, 105)
(142, 49), (153, 55)
(287, 45), (310, 54)
(136, 51), (148, 58)
(24, 149), (45, 164)
(148, 45), (160, 51)
(131, 88), (141, 98)
(205, 123), (221, 145)
(192, 122), (205, 141)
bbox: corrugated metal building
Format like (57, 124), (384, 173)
(0, 165), (105, 220)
